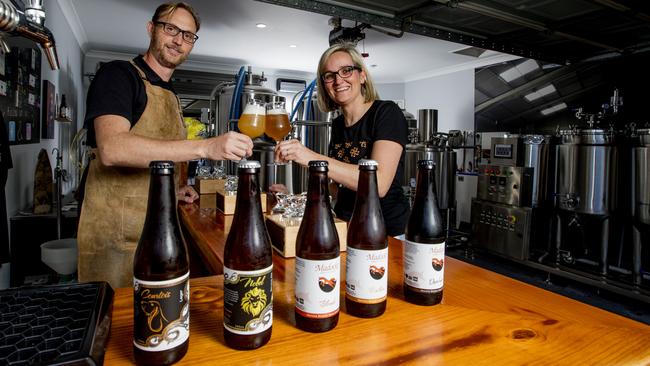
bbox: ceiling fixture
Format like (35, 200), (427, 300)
(541, 102), (567, 115)
(289, 44), (297, 48)
(256, 23), (267, 28)
(524, 84), (556, 102)
(499, 59), (539, 83)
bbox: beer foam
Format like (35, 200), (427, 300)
(242, 103), (266, 115)
(267, 108), (288, 115)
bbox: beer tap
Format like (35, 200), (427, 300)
(0, 0), (59, 70)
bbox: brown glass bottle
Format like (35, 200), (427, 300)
(294, 160), (340, 332)
(223, 160), (273, 349)
(345, 159), (388, 318)
(133, 161), (189, 365)
(403, 160), (446, 306)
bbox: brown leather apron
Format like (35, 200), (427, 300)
(77, 61), (186, 289)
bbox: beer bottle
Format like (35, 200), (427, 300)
(223, 160), (273, 349)
(295, 160), (340, 332)
(133, 161), (189, 365)
(403, 160), (446, 306)
(345, 159), (388, 318)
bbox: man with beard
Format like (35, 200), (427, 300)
(77, 2), (253, 288)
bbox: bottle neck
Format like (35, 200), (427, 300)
(306, 171), (331, 211)
(142, 171), (177, 237)
(233, 169), (264, 221)
(414, 167), (438, 205)
(354, 168), (381, 214)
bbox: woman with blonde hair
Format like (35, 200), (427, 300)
(275, 42), (409, 235)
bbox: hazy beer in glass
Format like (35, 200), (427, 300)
(238, 99), (266, 139)
(265, 101), (291, 142)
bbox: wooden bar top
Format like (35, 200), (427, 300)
(103, 203), (650, 365)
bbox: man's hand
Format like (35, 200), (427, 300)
(177, 185), (199, 203)
(207, 131), (254, 161)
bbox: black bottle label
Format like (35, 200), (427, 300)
(133, 272), (190, 351)
(223, 265), (273, 335)
(403, 241), (445, 292)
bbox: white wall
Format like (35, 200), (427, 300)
(404, 69), (475, 133)
(5, 2), (85, 221)
(376, 82), (405, 105)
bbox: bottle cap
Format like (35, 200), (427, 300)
(358, 159), (378, 167)
(238, 160), (261, 169)
(149, 160), (174, 174)
(417, 160), (436, 169)
(308, 160), (328, 168)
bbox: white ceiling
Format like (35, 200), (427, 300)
(64, 0), (519, 83)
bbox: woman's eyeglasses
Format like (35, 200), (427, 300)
(321, 65), (361, 83)
(155, 21), (199, 44)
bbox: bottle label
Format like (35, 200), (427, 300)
(133, 272), (190, 351)
(223, 265), (273, 335)
(345, 247), (388, 303)
(295, 257), (340, 318)
(403, 240), (445, 291)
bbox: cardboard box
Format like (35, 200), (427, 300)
(216, 186), (267, 215)
(217, 212), (235, 237)
(265, 214), (347, 258)
(198, 194), (216, 209)
(194, 177), (226, 194)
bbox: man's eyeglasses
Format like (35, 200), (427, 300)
(154, 21), (199, 44)
(321, 65), (361, 83)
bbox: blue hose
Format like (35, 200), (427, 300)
(290, 79), (316, 122)
(228, 66), (246, 122)
(289, 88), (306, 121)
(304, 79), (316, 120)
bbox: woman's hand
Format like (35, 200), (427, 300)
(274, 139), (319, 166)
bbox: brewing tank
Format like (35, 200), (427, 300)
(523, 135), (551, 207)
(555, 128), (617, 215)
(417, 109), (438, 143)
(634, 128), (650, 225)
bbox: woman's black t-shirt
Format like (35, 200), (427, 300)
(328, 100), (410, 236)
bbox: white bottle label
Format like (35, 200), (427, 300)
(403, 240), (445, 291)
(295, 257), (340, 318)
(345, 247), (388, 303)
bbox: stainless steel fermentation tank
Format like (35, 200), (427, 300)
(632, 128), (650, 285)
(554, 127), (618, 275)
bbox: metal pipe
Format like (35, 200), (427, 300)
(0, 0), (59, 70)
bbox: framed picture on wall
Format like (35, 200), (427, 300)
(41, 80), (54, 139)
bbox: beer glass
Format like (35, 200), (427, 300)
(265, 101), (292, 144)
(238, 99), (266, 139)
(265, 101), (292, 186)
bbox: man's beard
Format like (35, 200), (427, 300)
(150, 34), (187, 68)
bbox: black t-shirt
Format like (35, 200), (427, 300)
(328, 100), (410, 236)
(83, 55), (176, 147)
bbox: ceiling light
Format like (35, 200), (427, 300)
(289, 44), (297, 48)
(541, 102), (567, 115)
(256, 23), (267, 28)
(499, 59), (539, 83)
(524, 84), (556, 102)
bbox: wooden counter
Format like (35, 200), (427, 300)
(103, 202), (650, 365)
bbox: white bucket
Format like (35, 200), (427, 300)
(41, 238), (78, 275)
